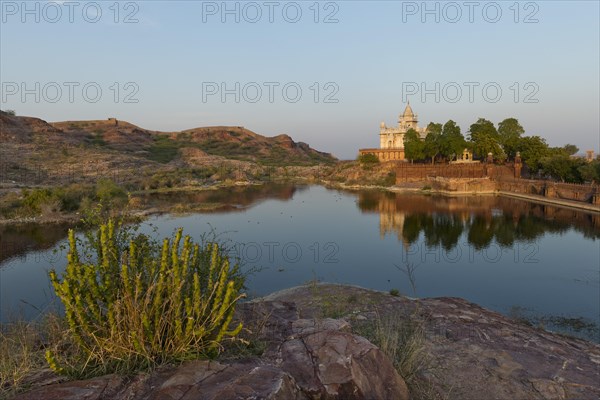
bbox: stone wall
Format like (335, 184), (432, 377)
(392, 163), (599, 206)
(496, 178), (600, 205)
(428, 176), (497, 193)
(359, 148), (405, 162)
(395, 163), (515, 183)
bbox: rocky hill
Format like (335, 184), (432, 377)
(39, 115), (334, 165)
(0, 112), (337, 190)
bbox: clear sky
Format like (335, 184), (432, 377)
(1, 0), (598, 159)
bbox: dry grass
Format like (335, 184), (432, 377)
(355, 311), (450, 400)
(0, 314), (64, 398)
(372, 312), (427, 384)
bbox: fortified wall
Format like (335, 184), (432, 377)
(393, 162), (600, 207)
(496, 178), (600, 205)
(395, 163), (515, 182)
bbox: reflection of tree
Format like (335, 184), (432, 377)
(402, 214), (423, 245)
(402, 213), (464, 250)
(437, 215), (464, 250)
(355, 189), (600, 252)
(493, 216), (516, 247)
(513, 215), (563, 241)
(467, 216), (495, 250)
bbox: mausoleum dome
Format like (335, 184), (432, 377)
(403, 103), (414, 118)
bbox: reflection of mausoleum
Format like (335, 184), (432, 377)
(358, 102), (426, 162)
(357, 191), (600, 247)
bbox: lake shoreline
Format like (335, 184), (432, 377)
(325, 181), (600, 213)
(2, 179), (599, 226)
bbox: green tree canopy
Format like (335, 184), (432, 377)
(403, 128), (425, 163)
(440, 120), (466, 161)
(498, 118), (525, 159)
(562, 144), (579, 156)
(468, 118), (504, 160)
(539, 154), (584, 182)
(516, 135), (549, 172)
(577, 161), (599, 183)
(424, 122), (442, 164)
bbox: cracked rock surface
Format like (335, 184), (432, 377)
(263, 284), (600, 400)
(14, 283), (600, 400)
(14, 295), (409, 400)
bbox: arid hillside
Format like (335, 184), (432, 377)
(0, 111), (337, 188)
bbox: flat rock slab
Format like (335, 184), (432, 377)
(263, 283), (600, 400)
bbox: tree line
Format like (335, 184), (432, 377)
(402, 118), (599, 184)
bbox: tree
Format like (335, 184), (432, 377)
(517, 135), (549, 173)
(539, 154), (583, 182)
(424, 122), (442, 164)
(439, 120), (466, 161)
(468, 118), (504, 160)
(578, 161), (600, 183)
(498, 118), (525, 159)
(562, 144), (579, 156)
(403, 128), (425, 163)
(3, 109), (16, 116)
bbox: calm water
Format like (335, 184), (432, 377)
(1, 185), (599, 341)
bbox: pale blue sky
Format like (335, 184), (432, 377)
(1, 0), (598, 159)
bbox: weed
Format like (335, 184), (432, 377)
(46, 219), (246, 378)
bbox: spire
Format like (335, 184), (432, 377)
(403, 102), (414, 118)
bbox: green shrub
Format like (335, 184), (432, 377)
(379, 172), (397, 187)
(46, 220), (245, 377)
(358, 153), (380, 164)
(82, 130), (107, 147)
(147, 135), (180, 163)
(57, 184), (95, 212)
(95, 178), (126, 204)
(18, 183), (113, 216)
(21, 189), (55, 214)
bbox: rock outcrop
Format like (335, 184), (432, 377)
(15, 299), (409, 400)
(13, 283), (600, 400)
(263, 284), (600, 400)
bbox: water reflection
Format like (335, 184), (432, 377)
(0, 185), (300, 264)
(0, 223), (71, 265)
(137, 184), (300, 213)
(1, 185), (598, 341)
(357, 191), (600, 249)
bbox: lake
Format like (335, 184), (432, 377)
(1, 184), (599, 341)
